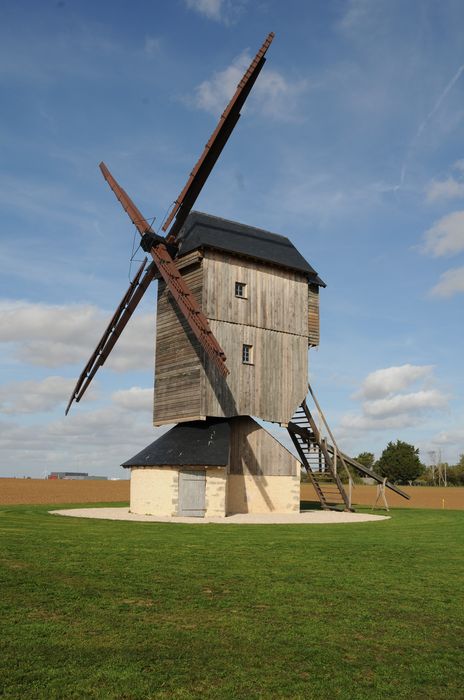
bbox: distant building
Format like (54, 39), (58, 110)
(48, 472), (107, 480)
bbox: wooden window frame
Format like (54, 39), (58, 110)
(235, 281), (247, 299)
(242, 343), (253, 365)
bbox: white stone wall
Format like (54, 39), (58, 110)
(130, 465), (227, 517)
(205, 468), (227, 517)
(227, 473), (300, 514)
(130, 467), (178, 516)
(130, 465), (298, 517)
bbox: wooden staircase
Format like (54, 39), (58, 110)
(288, 399), (352, 512)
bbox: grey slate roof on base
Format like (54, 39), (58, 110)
(176, 211), (326, 287)
(121, 419), (230, 468)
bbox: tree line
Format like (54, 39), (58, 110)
(355, 441), (464, 486)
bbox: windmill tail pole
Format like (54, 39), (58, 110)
(308, 382), (410, 500)
(307, 382), (352, 483)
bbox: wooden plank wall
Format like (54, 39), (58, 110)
(229, 417), (298, 475)
(153, 253), (204, 424)
(200, 250), (309, 424)
(308, 284), (320, 347)
(154, 248), (312, 426)
(203, 251), (308, 335)
(202, 321), (308, 424)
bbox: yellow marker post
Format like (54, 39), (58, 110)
(442, 498), (445, 509)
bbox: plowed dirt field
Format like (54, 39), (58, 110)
(2, 478), (463, 509)
(302, 483), (464, 509)
(0, 478), (130, 505)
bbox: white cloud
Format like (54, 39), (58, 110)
(111, 387), (152, 412)
(340, 412), (421, 432)
(184, 0), (246, 24)
(397, 62), (464, 189)
(422, 211), (464, 257)
(0, 376), (90, 415)
(415, 64), (464, 141)
(338, 364), (448, 437)
(0, 403), (170, 477)
(192, 49), (307, 122)
(356, 364), (434, 400)
(429, 266), (464, 298)
(432, 423), (464, 447)
(426, 177), (464, 202)
(0, 300), (154, 371)
(185, 0), (223, 20)
(363, 390), (448, 418)
(337, 0), (374, 35)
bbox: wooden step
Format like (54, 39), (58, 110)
(288, 399), (352, 512)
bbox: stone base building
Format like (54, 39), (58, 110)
(122, 417), (300, 517)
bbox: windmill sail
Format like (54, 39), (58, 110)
(65, 258), (155, 414)
(163, 31), (275, 243)
(100, 162), (154, 236)
(100, 164), (228, 374)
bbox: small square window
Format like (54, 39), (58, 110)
(242, 344), (253, 364)
(235, 281), (247, 298)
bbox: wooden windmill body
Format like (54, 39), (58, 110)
(67, 33), (410, 516)
(154, 210), (323, 426)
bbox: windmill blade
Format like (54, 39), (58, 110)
(163, 31), (275, 243)
(100, 163), (229, 377)
(65, 258), (155, 415)
(100, 162), (154, 237)
(149, 242), (228, 376)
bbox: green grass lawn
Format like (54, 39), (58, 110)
(1, 504), (463, 700)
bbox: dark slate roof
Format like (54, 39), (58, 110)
(176, 211), (326, 287)
(121, 419), (230, 468)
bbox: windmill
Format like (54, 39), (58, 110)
(67, 33), (409, 517)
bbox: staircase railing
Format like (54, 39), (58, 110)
(288, 391), (353, 512)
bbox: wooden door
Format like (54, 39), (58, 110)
(178, 470), (206, 517)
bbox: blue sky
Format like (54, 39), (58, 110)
(1, 0), (464, 477)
